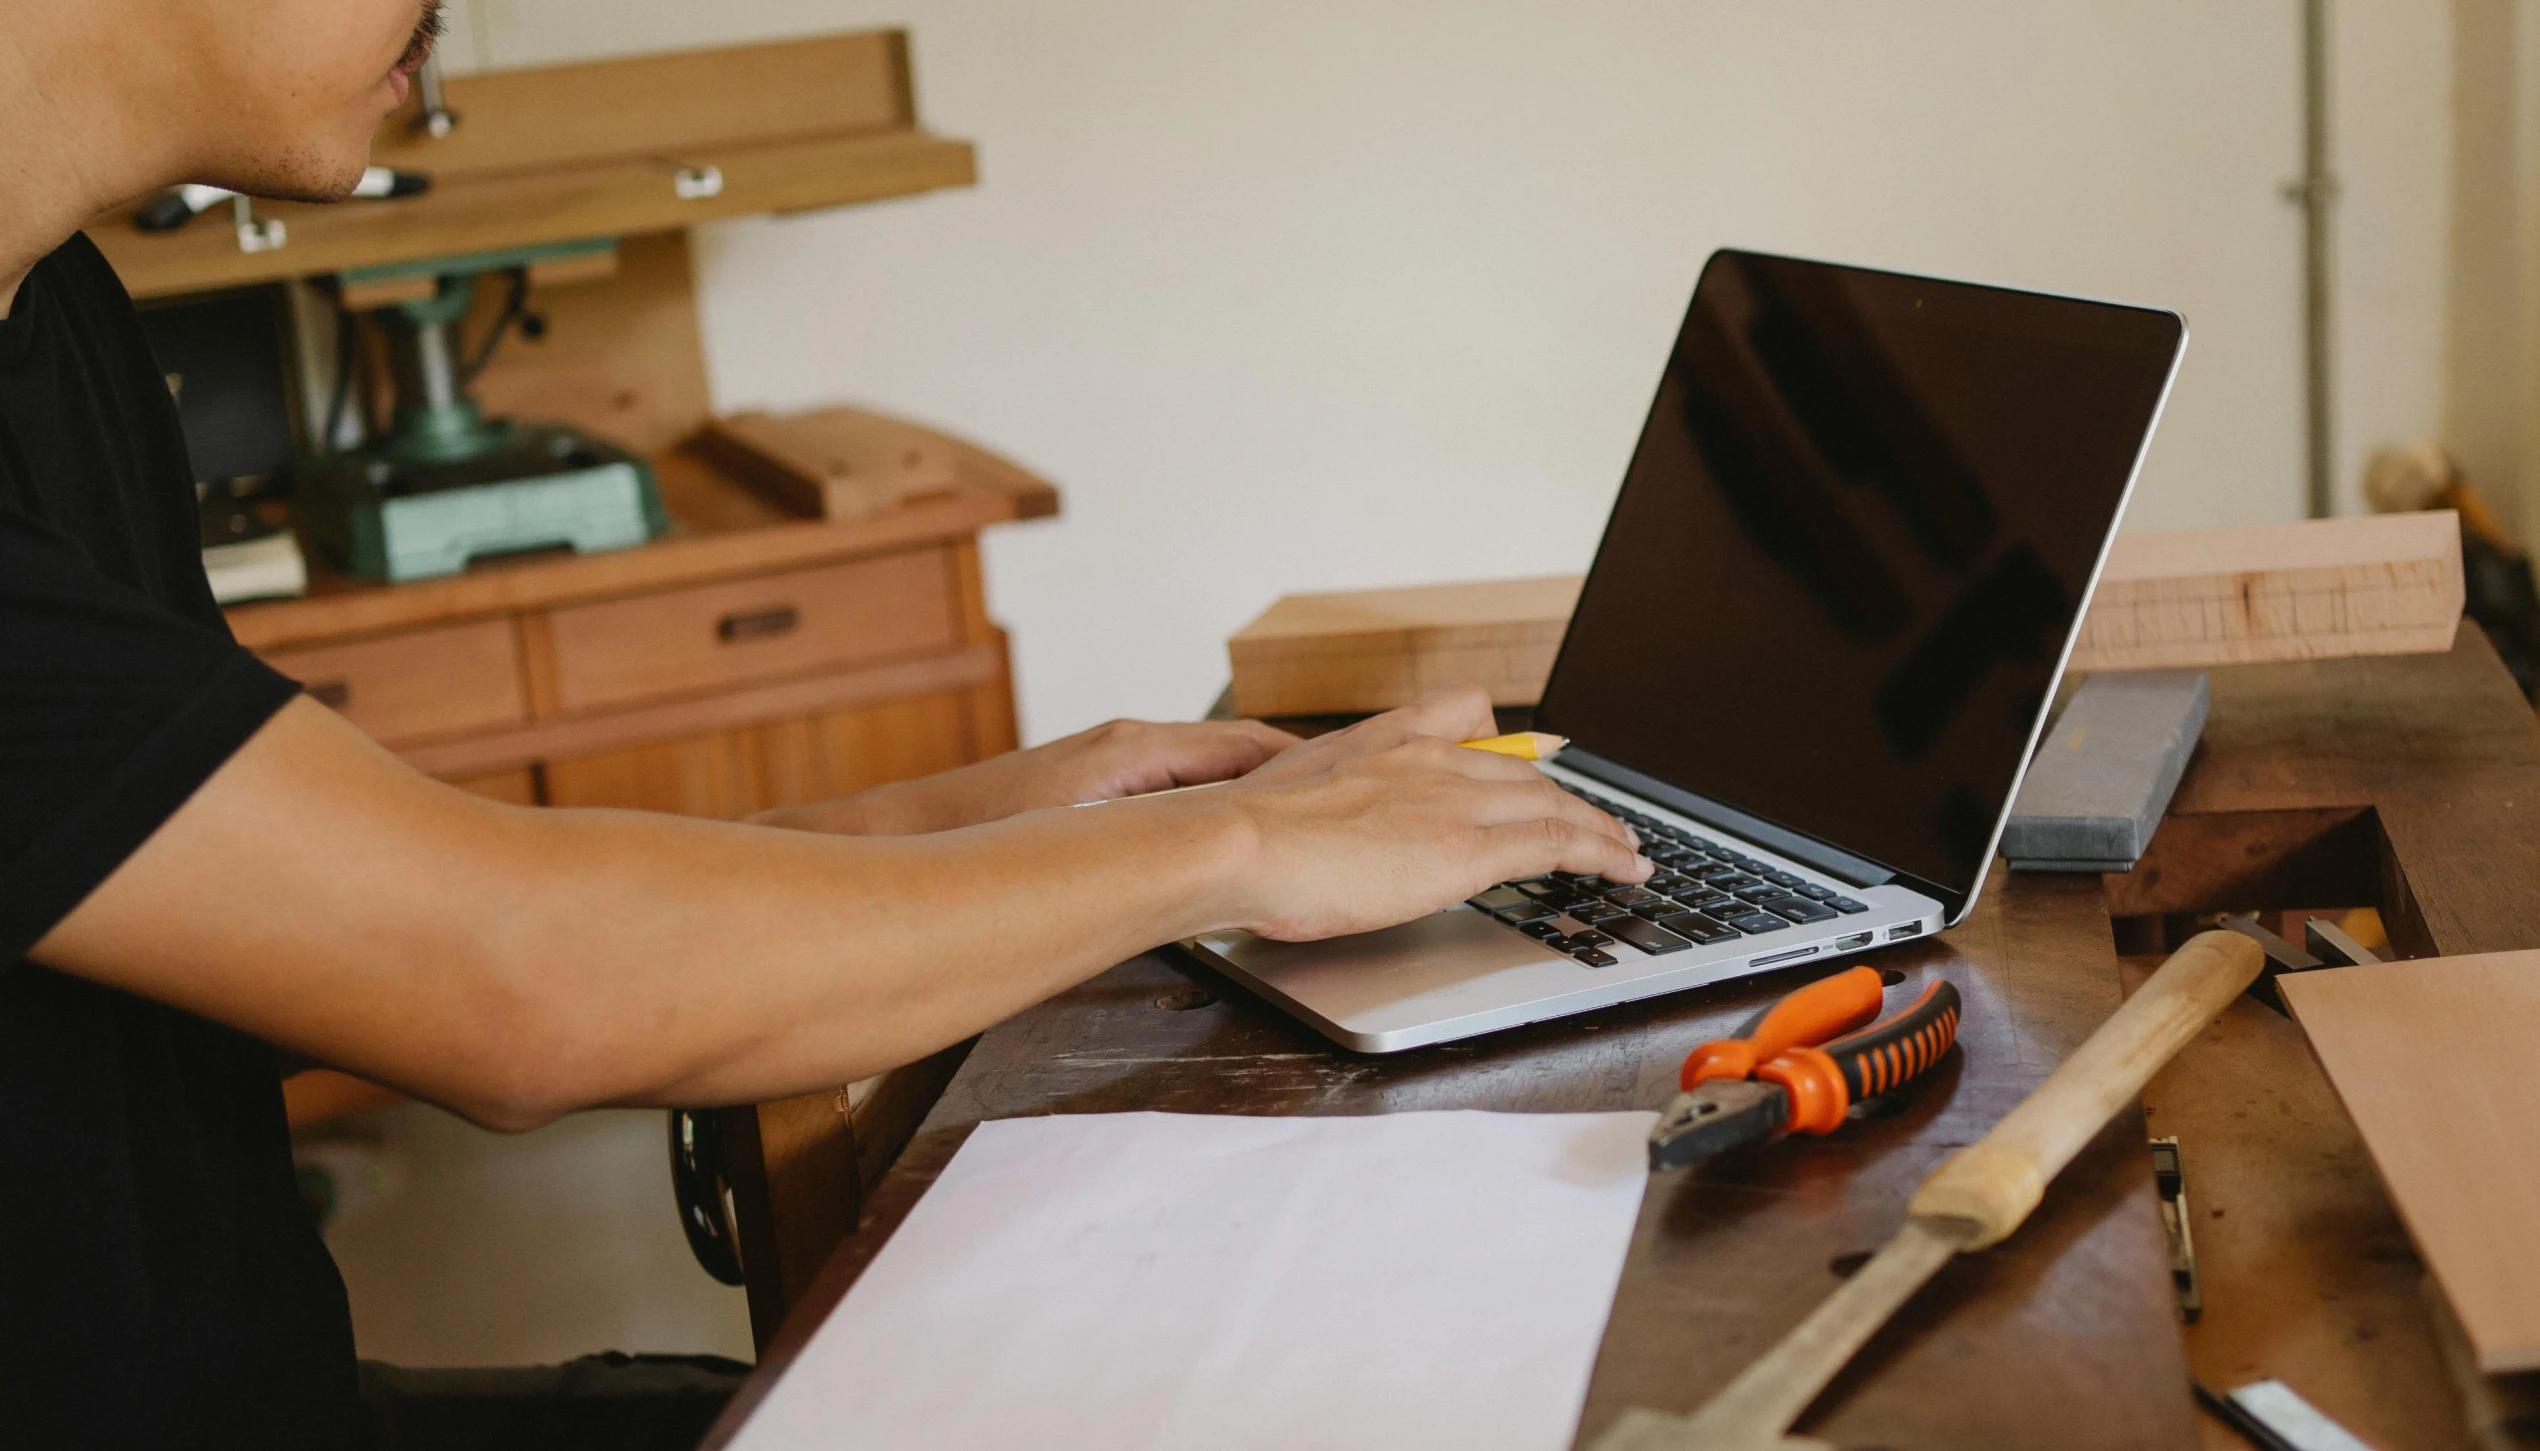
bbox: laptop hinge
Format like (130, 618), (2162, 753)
(1551, 748), (1896, 890)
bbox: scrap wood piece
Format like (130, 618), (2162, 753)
(1226, 575), (1582, 718)
(2067, 511), (2464, 672)
(697, 406), (1059, 524)
(2280, 950), (2540, 1375)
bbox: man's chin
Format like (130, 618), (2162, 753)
(217, 147), (374, 205)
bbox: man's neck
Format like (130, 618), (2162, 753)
(0, 20), (189, 320)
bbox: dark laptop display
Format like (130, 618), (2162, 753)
(1538, 250), (2185, 914)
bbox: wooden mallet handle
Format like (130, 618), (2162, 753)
(1907, 929), (2264, 1247)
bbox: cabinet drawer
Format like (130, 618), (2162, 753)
(265, 620), (527, 746)
(541, 549), (961, 714)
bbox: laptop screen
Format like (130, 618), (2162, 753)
(1536, 250), (2185, 903)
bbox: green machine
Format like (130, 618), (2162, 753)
(297, 240), (668, 582)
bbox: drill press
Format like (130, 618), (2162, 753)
(296, 243), (667, 582)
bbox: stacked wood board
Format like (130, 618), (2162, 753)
(1226, 576), (1581, 718)
(2280, 951), (2540, 1374)
(2066, 511), (2463, 672)
(1225, 514), (2466, 718)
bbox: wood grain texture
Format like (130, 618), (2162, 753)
(540, 547), (960, 714)
(91, 129), (975, 302)
(1224, 515), (2467, 717)
(367, 32), (916, 183)
(1227, 575), (1582, 716)
(2067, 512), (2464, 672)
(2113, 626), (2540, 1446)
(262, 617), (525, 746)
(706, 868), (2197, 1451)
(695, 407), (1062, 525)
(523, 658), (996, 810)
(2282, 953), (2540, 1373)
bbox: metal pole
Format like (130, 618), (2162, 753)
(2290, 0), (2338, 518)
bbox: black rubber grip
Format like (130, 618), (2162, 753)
(1821, 979), (1960, 1102)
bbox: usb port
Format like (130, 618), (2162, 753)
(1835, 932), (1873, 951)
(1887, 923), (1921, 942)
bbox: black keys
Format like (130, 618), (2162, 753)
(1572, 948), (1618, 967)
(1469, 885), (1530, 912)
(1630, 901), (1686, 921)
(1559, 930), (1612, 951)
(1760, 896), (1837, 925)
(1795, 884), (1837, 902)
(1692, 864), (1748, 885)
(1513, 878), (1569, 899)
(1646, 845), (1697, 867)
(1646, 871), (1699, 895)
(1603, 916), (1693, 956)
(1672, 893), (1737, 916)
(1518, 919), (1566, 939)
(1717, 909), (1789, 934)
(1828, 896), (1870, 914)
(1708, 874), (1765, 894)
(1733, 884), (1784, 903)
(1651, 911), (1741, 945)
(1571, 903), (1632, 926)
(1762, 870), (1806, 889)
(1493, 900), (1557, 925)
(1603, 886), (1662, 908)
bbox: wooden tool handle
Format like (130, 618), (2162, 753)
(1906, 929), (2262, 1248)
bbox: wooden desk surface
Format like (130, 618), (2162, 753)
(707, 622), (2540, 1450)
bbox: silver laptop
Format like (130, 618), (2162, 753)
(1185, 250), (2187, 1052)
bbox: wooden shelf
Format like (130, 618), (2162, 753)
(92, 128), (975, 302)
(224, 444), (1053, 653)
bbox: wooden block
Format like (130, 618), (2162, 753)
(2069, 512), (2464, 672)
(2002, 670), (2208, 870)
(1225, 514), (2462, 718)
(1226, 575), (1582, 717)
(695, 407), (1061, 524)
(2280, 951), (2540, 1374)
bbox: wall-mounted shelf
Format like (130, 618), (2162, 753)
(86, 30), (974, 300)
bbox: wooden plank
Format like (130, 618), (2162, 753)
(368, 31), (916, 182)
(398, 643), (1000, 779)
(1227, 575), (1582, 716)
(1222, 514), (2466, 716)
(2068, 512), (2464, 672)
(707, 868), (2196, 1451)
(92, 128), (975, 301)
(695, 407), (1061, 525)
(2282, 953), (2540, 1374)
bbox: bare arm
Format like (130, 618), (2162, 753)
(32, 691), (1645, 1131)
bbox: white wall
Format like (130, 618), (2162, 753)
(439, 1), (2455, 742)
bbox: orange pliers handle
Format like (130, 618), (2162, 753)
(1678, 966), (1962, 1137)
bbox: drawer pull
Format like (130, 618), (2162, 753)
(308, 679), (353, 710)
(717, 604), (800, 642)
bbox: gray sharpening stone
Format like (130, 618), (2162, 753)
(2002, 670), (2209, 872)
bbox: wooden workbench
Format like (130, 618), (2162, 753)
(706, 621), (2540, 1450)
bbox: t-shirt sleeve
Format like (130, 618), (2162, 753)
(0, 507), (299, 959)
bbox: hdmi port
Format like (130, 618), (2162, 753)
(1835, 932), (1873, 951)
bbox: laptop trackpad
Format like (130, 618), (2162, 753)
(1197, 909), (1581, 1037)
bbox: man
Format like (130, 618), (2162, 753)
(0, 1), (1649, 1445)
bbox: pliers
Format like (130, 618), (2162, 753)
(1649, 964), (1962, 1170)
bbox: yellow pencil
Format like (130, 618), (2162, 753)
(1459, 730), (1569, 761)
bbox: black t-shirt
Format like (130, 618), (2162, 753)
(0, 236), (359, 1446)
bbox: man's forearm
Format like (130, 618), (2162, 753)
(35, 699), (1254, 1130)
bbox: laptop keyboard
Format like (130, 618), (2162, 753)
(1465, 784), (1868, 968)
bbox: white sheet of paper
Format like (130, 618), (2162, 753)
(730, 1109), (1655, 1451)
